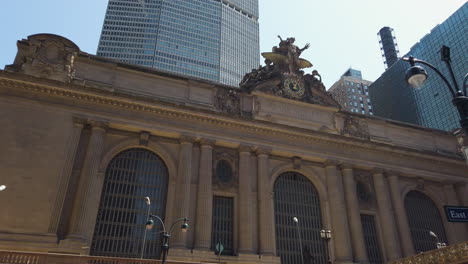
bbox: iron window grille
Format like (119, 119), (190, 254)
(90, 148), (169, 259)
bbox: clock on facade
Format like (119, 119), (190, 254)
(283, 75), (305, 99)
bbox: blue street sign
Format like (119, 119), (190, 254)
(444, 206), (468, 222)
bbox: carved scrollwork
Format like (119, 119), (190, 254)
(214, 87), (240, 115)
(340, 115), (370, 140)
(6, 34), (79, 83)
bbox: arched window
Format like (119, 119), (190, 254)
(404, 191), (447, 252)
(274, 172), (326, 264)
(90, 148), (169, 259)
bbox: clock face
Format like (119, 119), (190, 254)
(283, 76), (305, 98)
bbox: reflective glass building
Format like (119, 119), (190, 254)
(370, 3), (467, 131)
(97, 0), (259, 87)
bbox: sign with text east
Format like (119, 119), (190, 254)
(444, 206), (468, 222)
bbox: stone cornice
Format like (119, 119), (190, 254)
(0, 75), (464, 171)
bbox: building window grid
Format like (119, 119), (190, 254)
(90, 148), (169, 259)
(274, 172), (327, 264)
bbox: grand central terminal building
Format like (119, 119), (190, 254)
(0, 34), (467, 264)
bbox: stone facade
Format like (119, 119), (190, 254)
(0, 34), (467, 264)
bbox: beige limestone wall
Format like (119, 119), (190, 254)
(0, 99), (73, 234)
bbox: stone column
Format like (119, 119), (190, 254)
(257, 148), (275, 255)
(194, 139), (214, 250)
(68, 121), (107, 242)
(455, 182), (468, 238)
(171, 135), (194, 247)
(48, 117), (86, 234)
(341, 164), (368, 263)
(325, 161), (353, 263)
(372, 170), (401, 261)
(444, 184), (466, 244)
(455, 182), (468, 206)
(387, 173), (414, 257)
(238, 145), (253, 253)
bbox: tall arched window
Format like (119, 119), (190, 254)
(274, 172), (326, 264)
(404, 191), (447, 252)
(90, 148), (169, 259)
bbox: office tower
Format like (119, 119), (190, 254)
(378, 27), (400, 69)
(97, 0), (259, 87)
(329, 68), (374, 115)
(370, 3), (467, 131)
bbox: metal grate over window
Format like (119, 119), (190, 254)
(404, 191), (447, 253)
(90, 148), (169, 259)
(360, 214), (383, 264)
(274, 172), (326, 264)
(211, 196), (234, 255)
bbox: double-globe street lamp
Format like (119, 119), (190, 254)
(146, 215), (189, 264)
(140, 196), (189, 262)
(320, 229), (332, 264)
(402, 46), (468, 161)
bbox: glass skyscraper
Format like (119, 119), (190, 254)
(97, 0), (259, 87)
(370, 3), (467, 132)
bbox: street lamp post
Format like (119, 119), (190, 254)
(146, 215), (189, 264)
(402, 46), (468, 138)
(429, 230), (446, 249)
(320, 229), (332, 264)
(141, 197), (151, 259)
(292, 217), (304, 264)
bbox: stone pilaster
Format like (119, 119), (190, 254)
(341, 164), (368, 263)
(325, 161), (353, 263)
(372, 170), (401, 261)
(68, 121), (107, 243)
(455, 182), (468, 206)
(172, 135), (195, 247)
(444, 184), (466, 244)
(257, 148), (275, 255)
(194, 139), (214, 250)
(387, 173), (414, 257)
(48, 117), (86, 234)
(238, 145), (254, 253)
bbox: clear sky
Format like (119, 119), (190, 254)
(0, 0), (465, 88)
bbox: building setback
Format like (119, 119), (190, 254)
(1, 34), (467, 264)
(370, 3), (468, 132)
(97, 0), (259, 87)
(329, 68), (374, 116)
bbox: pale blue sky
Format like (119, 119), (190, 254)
(0, 0), (465, 88)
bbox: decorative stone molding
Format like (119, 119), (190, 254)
(339, 162), (354, 170)
(390, 241), (468, 264)
(214, 87), (240, 115)
(6, 34), (79, 83)
(416, 178), (425, 190)
(340, 115), (370, 140)
(139, 131), (150, 146)
(372, 168), (384, 175)
(323, 159), (341, 167)
(238, 144), (254, 153)
(256, 147), (272, 156)
(199, 138), (216, 147)
(72, 116), (88, 127)
(179, 135), (196, 144)
(213, 148), (238, 191)
(292, 156), (302, 169)
(88, 120), (108, 132)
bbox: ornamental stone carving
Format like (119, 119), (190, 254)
(340, 115), (370, 140)
(214, 87), (240, 115)
(212, 148), (239, 191)
(5, 34), (79, 83)
(239, 37), (340, 108)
